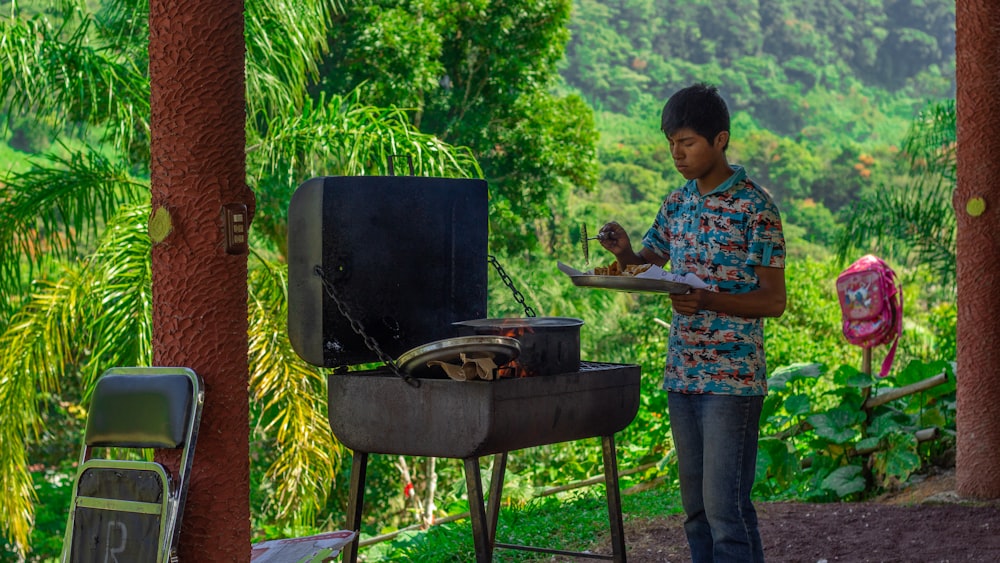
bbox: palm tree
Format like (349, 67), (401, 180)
(0, 0), (481, 556)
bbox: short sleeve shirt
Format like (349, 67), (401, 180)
(641, 165), (785, 396)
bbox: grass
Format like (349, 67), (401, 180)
(358, 483), (684, 561)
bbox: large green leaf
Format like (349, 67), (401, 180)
(868, 411), (914, 439)
(756, 437), (798, 490)
(855, 436), (881, 451)
(768, 362), (825, 391)
(784, 394), (812, 417)
(893, 359), (955, 398)
(807, 404), (866, 444)
(821, 464), (866, 498)
(870, 431), (921, 486)
(832, 363), (874, 388)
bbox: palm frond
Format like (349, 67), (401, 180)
(837, 99), (957, 288)
(0, 148), (148, 308)
(250, 90), (481, 181)
(94, 0), (150, 49)
(248, 255), (342, 524)
(247, 91), (482, 254)
(0, 272), (81, 555)
(74, 204), (154, 387)
(837, 174), (956, 283)
(245, 0), (342, 125)
(0, 10), (150, 160)
(0, 421), (35, 558)
(901, 99), (956, 182)
(0, 203), (154, 554)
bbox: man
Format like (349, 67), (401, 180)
(599, 83), (786, 562)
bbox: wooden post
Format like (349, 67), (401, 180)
(956, 0), (1000, 499)
(149, 0), (254, 558)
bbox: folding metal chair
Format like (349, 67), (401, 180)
(61, 367), (204, 563)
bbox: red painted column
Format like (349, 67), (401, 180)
(149, 0), (254, 559)
(955, 0), (1000, 499)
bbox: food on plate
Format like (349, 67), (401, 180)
(593, 261), (620, 276)
(593, 262), (653, 276)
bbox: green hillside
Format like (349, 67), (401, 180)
(557, 0), (954, 253)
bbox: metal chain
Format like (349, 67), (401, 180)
(313, 265), (420, 386)
(487, 254), (537, 318)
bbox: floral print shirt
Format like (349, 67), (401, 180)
(641, 165), (785, 396)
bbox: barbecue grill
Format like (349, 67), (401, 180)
(287, 173), (641, 562)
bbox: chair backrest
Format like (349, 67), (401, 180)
(62, 367), (203, 563)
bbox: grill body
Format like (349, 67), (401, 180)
(327, 362), (640, 459)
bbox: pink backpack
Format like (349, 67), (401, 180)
(835, 254), (903, 377)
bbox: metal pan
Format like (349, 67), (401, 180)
(568, 274), (691, 294)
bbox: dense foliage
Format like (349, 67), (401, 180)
(0, 0), (958, 560)
(563, 0), (954, 114)
(314, 0), (600, 255)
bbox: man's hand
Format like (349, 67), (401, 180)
(598, 221), (634, 257)
(669, 289), (711, 316)
(668, 266), (786, 319)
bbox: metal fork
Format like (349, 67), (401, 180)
(581, 225), (606, 264)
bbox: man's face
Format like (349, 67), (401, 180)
(666, 127), (728, 180)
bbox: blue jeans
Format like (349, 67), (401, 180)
(668, 392), (765, 563)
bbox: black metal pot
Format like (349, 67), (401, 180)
(452, 317), (583, 376)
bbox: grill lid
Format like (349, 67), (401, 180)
(287, 175), (489, 367)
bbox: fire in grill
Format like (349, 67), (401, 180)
(287, 173), (641, 562)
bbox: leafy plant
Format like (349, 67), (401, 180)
(755, 358), (956, 501)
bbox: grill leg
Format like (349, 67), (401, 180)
(486, 452), (508, 546)
(602, 435), (627, 562)
(463, 457), (493, 563)
(342, 450), (368, 563)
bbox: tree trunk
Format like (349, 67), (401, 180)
(149, 0), (254, 559)
(955, 0), (1000, 499)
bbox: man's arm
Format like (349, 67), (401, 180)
(669, 265), (786, 318)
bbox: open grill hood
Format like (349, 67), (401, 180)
(287, 175), (489, 367)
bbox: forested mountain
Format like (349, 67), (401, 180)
(562, 0), (954, 127)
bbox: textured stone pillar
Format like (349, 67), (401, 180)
(955, 0), (1000, 499)
(149, 0), (254, 559)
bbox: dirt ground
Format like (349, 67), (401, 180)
(594, 469), (1000, 562)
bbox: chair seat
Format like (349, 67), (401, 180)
(67, 461), (171, 562)
(76, 461), (168, 503)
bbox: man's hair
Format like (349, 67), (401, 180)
(660, 83), (730, 150)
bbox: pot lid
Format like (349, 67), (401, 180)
(453, 317), (584, 328)
(396, 336), (520, 378)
